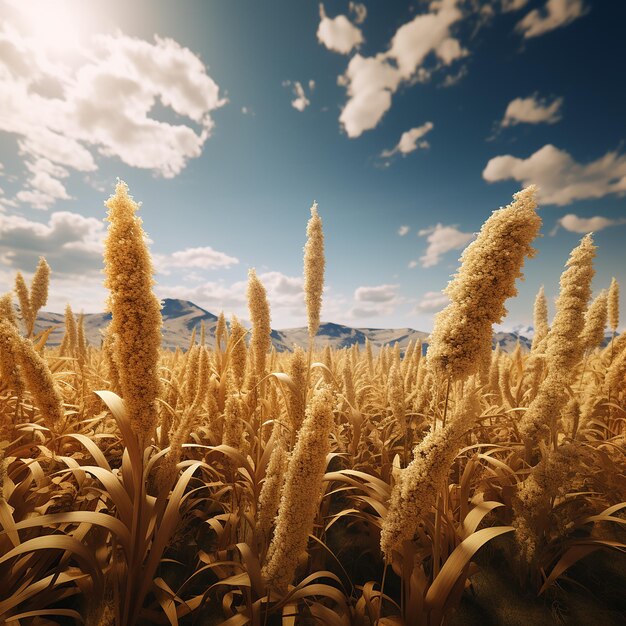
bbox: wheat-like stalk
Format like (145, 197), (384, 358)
(103, 180), (162, 447)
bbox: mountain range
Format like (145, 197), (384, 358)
(33, 298), (533, 353)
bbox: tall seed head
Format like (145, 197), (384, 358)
(77, 312), (88, 366)
(262, 384), (335, 590)
(531, 285), (549, 352)
(303, 202), (325, 339)
(215, 311), (227, 351)
(288, 346), (308, 435)
(519, 235), (596, 449)
(380, 416), (468, 559)
(427, 186), (541, 383)
(30, 257), (50, 321)
(15, 272), (32, 335)
(0, 320), (64, 428)
(63, 304), (78, 357)
(545, 233), (595, 373)
(608, 277), (620, 333)
(0, 318), (24, 398)
(247, 268), (271, 380)
(103, 180), (162, 446)
(229, 315), (247, 390)
(0, 293), (17, 328)
(580, 290), (608, 353)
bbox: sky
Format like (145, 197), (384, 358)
(0, 0), (625, 332)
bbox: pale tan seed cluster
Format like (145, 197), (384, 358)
(0, 319), (64, 429)
(608, 277), (620, 333)
(60, 304), (78, 356)
(288, 347), (307, 434)
(531, 286), (549, 352)
(30, 258), (50, 326)
(13, 257), (51, 337)
(519, 234), (596, 448)
(513, 444), (586, 563)
(0, 293), (17, 327)
(262, 384), (335, 590)
(388, 362), (406, 435)
(229, 315), (247, 390)
(103, 181), (162, 446)
(247, 269), (271, 380)
(0, 318), (24, 400)
(257, 429), (290, 541)
(427, 186), (541, 383)
(223, 392), (245, 449)
(580, 290), (608, 353)
(380, 415), (468, 559)
(14, 272), (32, 335)
(303, 202), (325, 339)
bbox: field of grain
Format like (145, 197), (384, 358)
(1, 181), (625, 626)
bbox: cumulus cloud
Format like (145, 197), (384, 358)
(483, 144), (626, 205)
(349, 283), (402, 319)
(416, 290), (450, 312)
(155, 246), (239, 274)
(0, 211), (105, 274)
(317, 3), (363, 55)
(550, 214), (626, 235)
(338, 0), (465, 138)
(0, 17), (226, 209)
(408, 260), (418, 269)
(516, 0), (589, 38)
(417, 223), (474, 268)
(381, 122), (434, 158)
(500, 94), (563, 127)
(355, 284), (399, 303)
(398, 225), (410, 236)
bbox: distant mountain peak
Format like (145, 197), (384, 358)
(160, 298), (217, 321)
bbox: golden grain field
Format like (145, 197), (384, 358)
(1, 182), (625, 626)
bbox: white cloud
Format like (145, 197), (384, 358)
(338, 0), (465, 138)
(155, 246), (239, 274)
(551, 214), (626, 235)
(349, 2), (368, 24)
(0, 211), (105, 275)
(354, 284), (399, 303)
(500, 94), (563, 127)
(408, 260), (418, 269)
(317, 4), (363, 55)
(0, 18), (226, 209)
(418, 223), (474, 268)
(516, 0), (589, 38)
(349, 283), (403, 319)
(483, 144), (626, 205)
(338, 54), (400, 138)
(381, 122), (434, 158)
(398, 225), (410, 236)
(416, 290), (450, 312)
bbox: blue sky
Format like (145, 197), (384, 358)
(0, 0), (625, 331)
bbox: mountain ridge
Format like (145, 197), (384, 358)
(32, 297), (532, 353)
